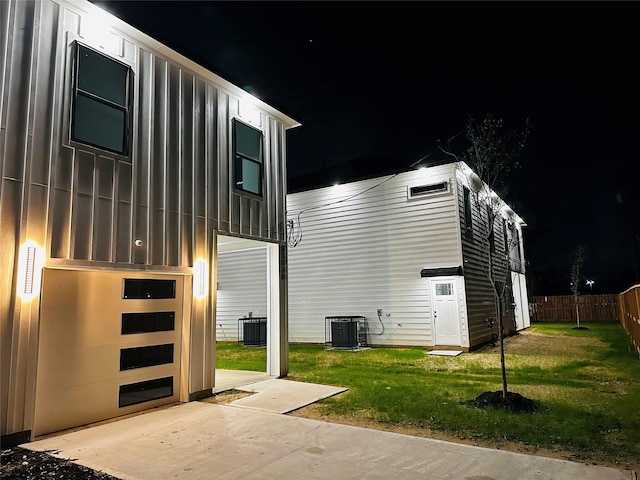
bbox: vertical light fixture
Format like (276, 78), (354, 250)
(17, 241), (44, 301)
(193, 258), (208, 299)
(23, 246), (36, 295)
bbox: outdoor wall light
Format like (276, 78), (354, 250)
(17, 240), (44, 301)
(239, 94), (261, 125)
(80, 8), (117, 50)
(332, 182), (345, 194)
(193, 258), (208, 299)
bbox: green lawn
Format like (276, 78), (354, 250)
(216, 322), (640, 469)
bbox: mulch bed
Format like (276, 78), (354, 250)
(471, 391), (540, 413)
(1, 447), (118, 480)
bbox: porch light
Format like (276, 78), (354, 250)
(239, 94), (261, 125)
(17, 241), (44, 301)
(80, 7), (118, 51)
(332, 182), (344, 193)
(193, 258), (208, 299)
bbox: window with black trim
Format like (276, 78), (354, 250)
(489, 229), (496, 253)
(121, 312), (175, 334)
(72, 43), (132, 155)
(487, 206), (495, 253)
(513, 226), (522, 264)
(120, 344), (174, 371)
(233, 119), (263, 196)
(463, 186), (473, 234)
(119, 377), (173, 408)
(123, 279), (176, 299)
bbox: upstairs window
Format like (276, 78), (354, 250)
(502, 219), (509, 253)
(513, 226), (522, 263)
(463, 186), (473, 234)
(233, 119), (263, 196)
(489, 228), (496, 253)
(487, 206), (495, 253)
(506, 222), (524, 272)
(72, 43), (132, 155)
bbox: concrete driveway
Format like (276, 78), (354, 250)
(24, 378), (633, 480)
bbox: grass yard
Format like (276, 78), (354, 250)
(216, 322), (640, 470)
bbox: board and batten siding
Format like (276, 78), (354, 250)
(216, 248), (268, 341)
(287, 165), (467, 347)
(1, 0), (296, 439)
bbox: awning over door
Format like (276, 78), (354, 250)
(420, 266), (463, 277)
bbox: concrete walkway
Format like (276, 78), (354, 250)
(212, 369), (275, 393)
(25, 391), (633, 480)
(230, 378), (348, 414)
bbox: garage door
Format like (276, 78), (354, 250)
(34, 268), (185, 436)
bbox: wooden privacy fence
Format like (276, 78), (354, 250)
(531, 294), (619, 322)
(619, 284), (640, 357)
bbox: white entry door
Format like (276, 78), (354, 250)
(432, 279), (461, 346)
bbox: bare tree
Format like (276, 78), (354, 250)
(570, 245), (586, 329)
(440, 113), (530, 400)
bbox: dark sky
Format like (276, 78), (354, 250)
(92, 1), (640, 295)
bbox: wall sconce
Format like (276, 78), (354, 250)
(331, 182), (345, 194)
(80, 8), (118, 52)
(193, 258), (208, 299)
(17, 241), (44, 301)
(239, 94), (261, 125)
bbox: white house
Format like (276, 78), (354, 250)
(215, 161), (530, 350)
(283, 161), (530, 350)
(1, 0), (298, 445)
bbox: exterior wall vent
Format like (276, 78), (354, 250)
(408, 181), (449, 200)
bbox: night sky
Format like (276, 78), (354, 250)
(92, 1), (640, 295)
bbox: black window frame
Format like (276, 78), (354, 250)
(513, 226), (522, 264)
(119, 377), (173, 408)
(502, 218), (510, 254)
(119, 343), (174, 371)
(232, 118), (264, 197)
(487, 206), (496, 253)
(121, 311), (176, 334)
(463, 186), (473, 235)
(122, 278), (176, 299)
(71, 42), (133, 156)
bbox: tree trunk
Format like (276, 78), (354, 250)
(488, 232), (508, 399)
(575, 296), (580, 328)
(497, 301), (508, 398)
